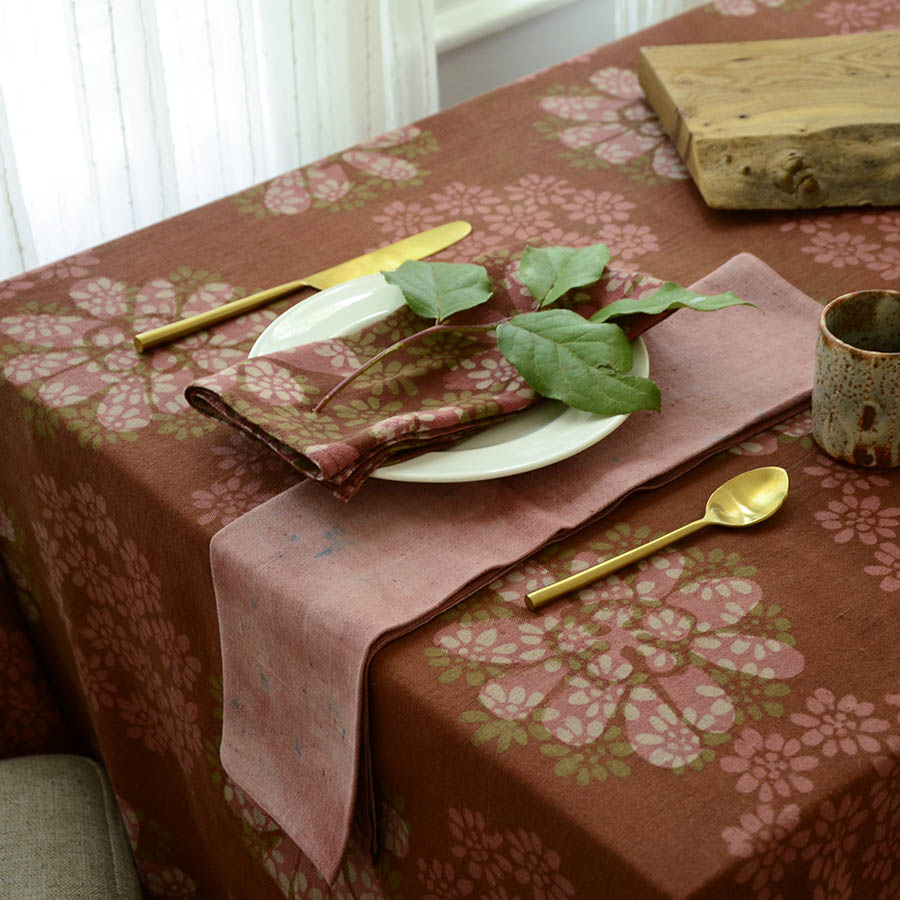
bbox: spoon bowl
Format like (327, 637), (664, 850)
(704, 466), (789, 528)
(525, 466), (789, 611)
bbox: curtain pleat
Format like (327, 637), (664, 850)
(0, 0), (439, 280)
(0, 84), (36, 277)
(384, 0), (439, 130)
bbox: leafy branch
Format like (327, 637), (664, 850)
(312, 261), (495, 412)
(313, 244), (748, 415)
(312, 321), (494, 412)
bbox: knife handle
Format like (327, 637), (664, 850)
(133, 278), (312, 353)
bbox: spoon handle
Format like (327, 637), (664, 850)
(525, 517), (709, 611)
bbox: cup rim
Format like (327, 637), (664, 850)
(819, 289), (900, 357)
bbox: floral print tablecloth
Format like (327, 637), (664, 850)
(374, 436), (900, 900)
(0, 1), (899, 898)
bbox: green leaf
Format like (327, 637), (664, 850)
(590, 282), (750, 324)
(496, 311), (661, 416)
(383, 260), (492, 323)
(519, 243), (611, 308)
(499, 310), (633, 370)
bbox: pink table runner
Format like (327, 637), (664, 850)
(210, 253), (822, 882)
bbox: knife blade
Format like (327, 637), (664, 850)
(133, 220), (472, 352)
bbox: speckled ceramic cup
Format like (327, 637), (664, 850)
(811, 289), (900, 467)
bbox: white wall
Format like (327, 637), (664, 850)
(435, 0), (706, 109)
(437, 0), (615, 109)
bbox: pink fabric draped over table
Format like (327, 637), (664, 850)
(0, 1), (899, 898)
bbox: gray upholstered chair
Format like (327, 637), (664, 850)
(0, 754), (142, 899)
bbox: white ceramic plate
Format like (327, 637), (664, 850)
(250, 274), (649, 483)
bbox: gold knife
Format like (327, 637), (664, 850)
(133, 220), (472, 352)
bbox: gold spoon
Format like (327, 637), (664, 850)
(525, 466), (789, 611)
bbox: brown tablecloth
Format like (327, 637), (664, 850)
(1, 2), (899, 898)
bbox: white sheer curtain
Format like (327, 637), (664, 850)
(0, 0), (438, 280)
(615, 0), (707, 35)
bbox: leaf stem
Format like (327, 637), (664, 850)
(313, 322), (499, 412)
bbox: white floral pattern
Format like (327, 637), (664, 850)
(538, 67), (688, 182)
(0, 271), (276, 443)
(235, 125), (437, 218)
(781, 212), (900, 282)
(371, 175), (662, 269)
(32, 475), (203, 774)
(432, 547), (804, 774)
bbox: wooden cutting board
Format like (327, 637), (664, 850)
(638, 31), (900, 210)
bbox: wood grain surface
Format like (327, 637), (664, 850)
(639, 32), (900, 209)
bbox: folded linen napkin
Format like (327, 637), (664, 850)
(185, 255), (668, 500)
(210, 254), (820, 883)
